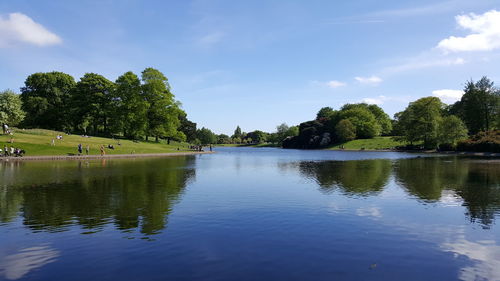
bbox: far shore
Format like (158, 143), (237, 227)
(0, 151), (214, 161)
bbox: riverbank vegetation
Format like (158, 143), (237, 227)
(0, 69), (225, 153)
(0, 128), (190, 156)
(1, 72), (499, 153)
(218, 76), (498, 152)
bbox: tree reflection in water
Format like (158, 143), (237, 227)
(394, 157), (500, 227)
(0, 156), (196, 236)
(297, 159), (392, 196)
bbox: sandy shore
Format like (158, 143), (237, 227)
(0, 151), (214, 161)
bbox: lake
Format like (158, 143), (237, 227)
(1, 147), (499, 281)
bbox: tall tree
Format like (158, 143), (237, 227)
(114, 71), (148, 139)
(73, 73), (115, 135)
(20, 72), (75, 131)
(453, 77), (499, 134)
(394, 97), (445, 148)
(232, 126), (242, 139)
(0, 90), (25, 128)
(178, 112), (197, 143)
(141, 68), (180, 142)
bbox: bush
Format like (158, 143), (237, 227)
(456, 130), (500, 152)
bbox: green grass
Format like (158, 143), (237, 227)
(0, 128), (192, 156)
(326, 136), (407, 150)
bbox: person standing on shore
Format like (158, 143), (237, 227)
(100, 145), (105, 156)
(86, 145), (90, 155)
(3, 145), (8, 156)
(78, 143), (83, 155)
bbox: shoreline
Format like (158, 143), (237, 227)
(0, 151), (214, 161)
(326, 148), (500, 157)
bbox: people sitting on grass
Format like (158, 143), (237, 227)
(108, 144), (114, 150)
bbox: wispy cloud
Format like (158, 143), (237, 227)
(437, 10), (500, 52)
(0, 13), (61, 47)
(355, 75), (382, 85)
(326, 80), (347, 88)
(432, 89), (464, 103)
(382, 56), (465, 74)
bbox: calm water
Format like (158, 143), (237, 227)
(1, 147), (499, 281)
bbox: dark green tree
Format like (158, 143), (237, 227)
(20, 72), (76, 131)
(114, 71), (148, 139)
(178, 112), (197, 143)
(73, 73), (115, 135)
(232, 125), (242, 139)
(196, 127), (217, 144)
(453, 77), (499, 134)
(141, 68), (180, 142)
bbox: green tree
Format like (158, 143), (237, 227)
(453, 77), (499, 134)
(316, 107), (334, 120)
(438, 115), (468, 147)
(20, 72), (76, 131)
(178, 112), (197, 143)
(73, 73), (115, 135)
(246, 130), (268, 143)
(335, 119), (356, 142)
(0, 90), (25, 127)
(232, 125), (242, 139)
(141, 68), (179, 142)
(340, 103), (392, 135)
(114, 71), (148, 139)
(395, 97), (445, 148)
(196, 127), (216, 144)
(217, 134), (231, 144)
(275, 123), (299, 144)
(339, 107), (381, 138)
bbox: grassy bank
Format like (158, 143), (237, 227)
(327, 136), (407, 150)
(1, 129), (192, 156)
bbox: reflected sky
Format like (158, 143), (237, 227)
(0, 148), (499, 281)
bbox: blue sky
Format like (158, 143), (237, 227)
(1, 0), (499, 135)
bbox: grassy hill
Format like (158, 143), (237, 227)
(0, 129), (191, 156)
(327, 136), (407, 150)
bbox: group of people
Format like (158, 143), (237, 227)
(1, 145), (25, 157)
(77, 144), (110, 156)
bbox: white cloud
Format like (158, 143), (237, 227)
(0, 13), (61, 47)
(432, 89), (464, 103)
(355, 75), (383, 85)
(437, 10), (500, 52)
(326, 80), (346, 88)
(362, 98), (383, 105)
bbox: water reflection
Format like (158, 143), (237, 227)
(394, 157), (500, 227)
(297, 159), (392, 196)
(0, 245), (59, 280)
(286, 157), (500, 227)
(0, 156), (196, 236)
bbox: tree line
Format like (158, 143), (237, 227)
(222, 76), (498, 152)
(0, 68), (210, 144)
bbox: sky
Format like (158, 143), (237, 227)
(1, 0), (499, 135)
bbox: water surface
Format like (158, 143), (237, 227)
(1, 147), (499, 281)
